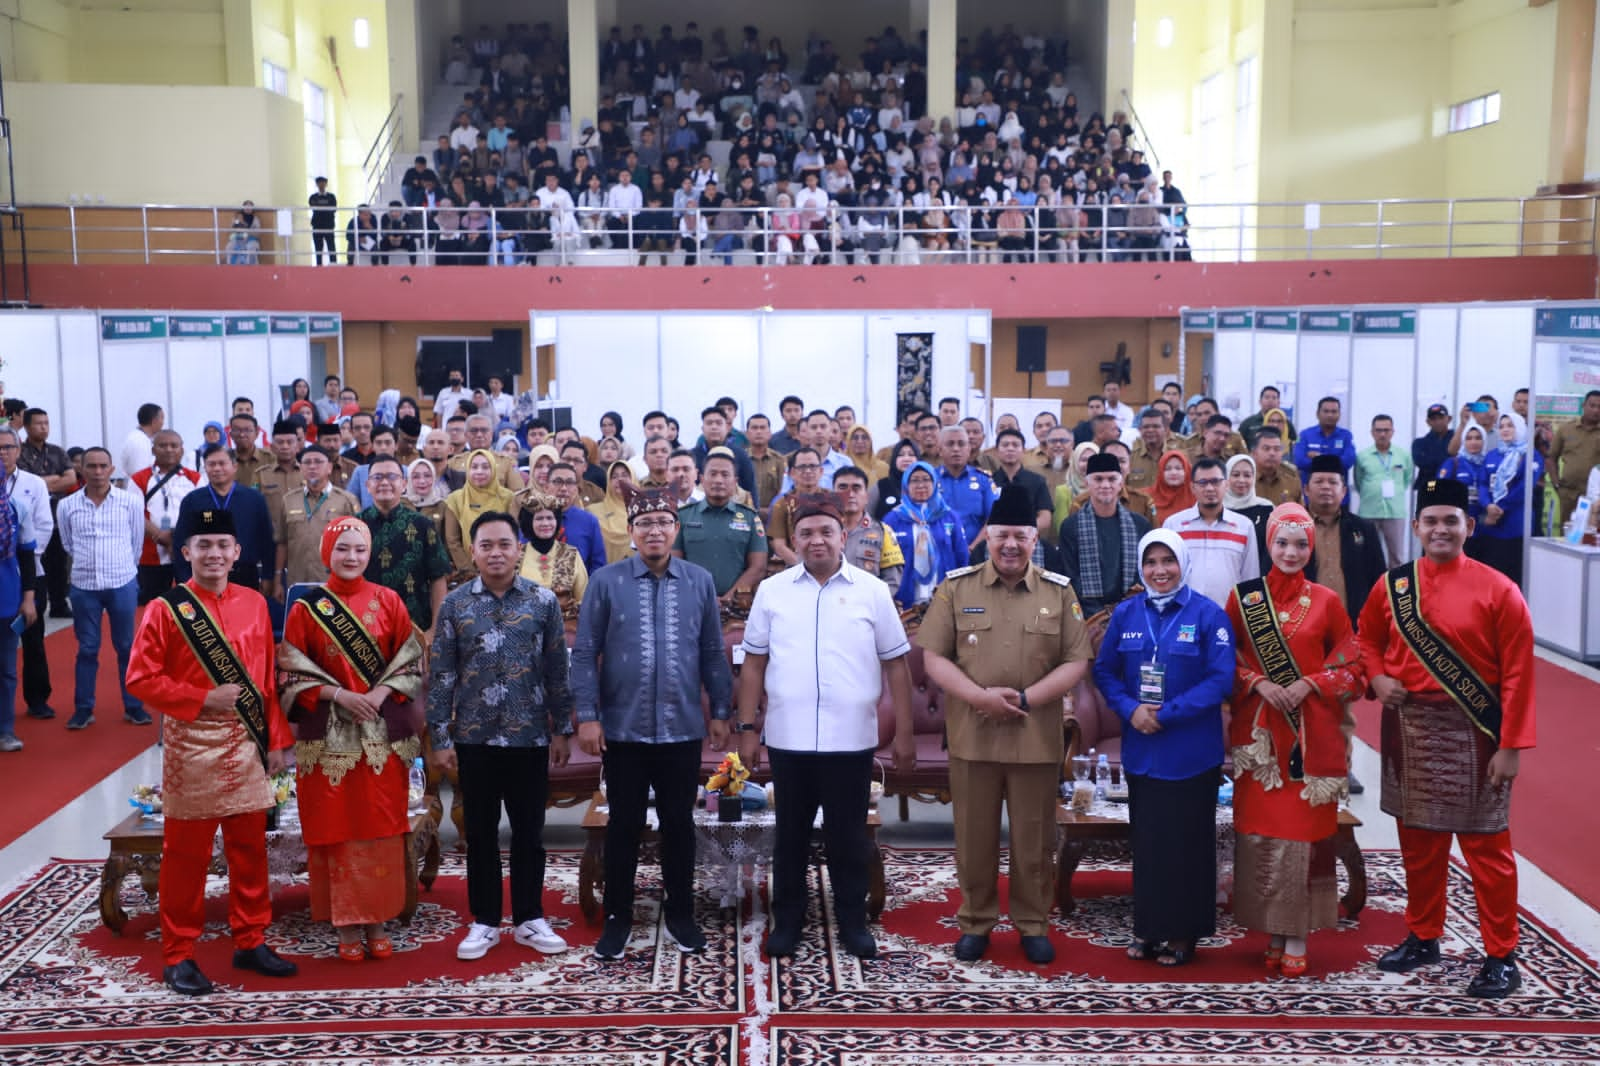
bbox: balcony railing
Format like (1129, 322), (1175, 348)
(9, 195), (1596, 268)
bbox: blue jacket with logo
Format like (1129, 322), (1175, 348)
(936, 464), (999, 549)
(1091, 586), (1236, 780)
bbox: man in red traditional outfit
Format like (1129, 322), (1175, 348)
(1357, 477), (1535, 999)
(126, 508), (299, 995)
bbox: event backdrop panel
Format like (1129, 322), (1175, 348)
(1210, 329), (1254, 419)
(58, 313), (102, 449)
(98, 336), (169, 470)
(223, 336), (273, 440)
(0, 313), (64, 434)
(1350, 334), (1417, 449)
(551, 314), (662, 441)
(1294, 337), (1351, 435)
(268, 334), (311, 414)
(1417, 308), (1459, 417)
(863, 312), (973, 444)
(659, 315), (760, 433)
(1458, 306), (1535, 424)
(167, 337), (228, 463)
(759, 314), (871, 432)
(1251, 331), (1298, 424)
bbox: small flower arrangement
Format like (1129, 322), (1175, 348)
(129, 784), (162, 818)
(707, 752), (751, 822)
(266, 770), (295, 830)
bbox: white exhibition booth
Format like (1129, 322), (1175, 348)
(1181, 300), (1600, 663)
(0, 309), (341, 464)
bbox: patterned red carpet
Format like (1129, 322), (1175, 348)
(1, 847), (1596, 1064)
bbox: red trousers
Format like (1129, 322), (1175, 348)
(159, 811), (272, 966)
(1397, 822), (1519, 957)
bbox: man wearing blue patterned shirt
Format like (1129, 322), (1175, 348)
(427, 509), (574, 963)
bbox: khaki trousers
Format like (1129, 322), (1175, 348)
(950, 756), (1060, 936)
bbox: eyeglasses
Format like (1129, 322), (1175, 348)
(632, 517), (677, 531)
(1192, 478), (1225, 487)
(0, 443), (17, 452)
(549, 477), (579, 487)
(793, 463), (821, 471)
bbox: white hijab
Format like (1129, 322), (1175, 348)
(1137, 528), (1190, 609)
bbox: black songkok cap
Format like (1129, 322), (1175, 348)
(1308, 455), (1345, 477)
(1085, 452), (1121, 476)
(1415, 477), (1470, 516)
(191, 508), (237, 537)
(988, 483), (1037, 527)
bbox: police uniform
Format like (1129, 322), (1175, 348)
(937, 464), (999, 549)
(275, 483), (360, 587)
(673, 498), (769, 596)
(917, 500), (1094, 946)
(843, 513), (904, 588)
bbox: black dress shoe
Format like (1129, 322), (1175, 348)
(25, 705), (54, 720)
(232, 944), (298, 977)
(1376, 934), (1440, 973)
(1466, 953), (1521, 999)
(1347, 773), (1365, 796)
(765, 925), (802, 958)
(163, 959), (214, 996)
(953, 933), (989, 962)
(1021, 935), (1056, 964)
(838, 925), (877, 960)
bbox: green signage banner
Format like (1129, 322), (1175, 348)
(1352, 310), (1416, 335)
(167, 315), (224, 339)
(1181, 311), (1216, 330)
(308, 314), (342, 334)
(270, 315), (308, 335)
(1216, 310), (1254, 330)
(1255, 311), (1298, 331)
(1534, 307), (1600, 340)
(1300, 311), (1352, 333)
(226, 316), (268, 336)
(101, 314), (167, 341)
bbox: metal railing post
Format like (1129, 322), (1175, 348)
(1375, 200), (1385, 259)
(212, 207), (221, 264)
(1517, 198), (1526, 255)
(68, 204), (79, 265)
(1236, 204), (1245, 263)
(141, 205), (150, 264)
(1031, 203), (1040, 263)
(1446, 199), (1455, 256)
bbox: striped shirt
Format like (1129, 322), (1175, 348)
(58, 486), (143, 590)
(1162, 505), (1261, 607)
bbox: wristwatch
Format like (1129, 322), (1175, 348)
(734, 721), (759, 733)
(1017, 689), (1031, 712)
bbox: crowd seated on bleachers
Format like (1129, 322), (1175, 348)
(349, 20), (1189, 267)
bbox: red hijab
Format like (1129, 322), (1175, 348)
(320, 516), (370, 595)
(1148, 449), (1196, 526)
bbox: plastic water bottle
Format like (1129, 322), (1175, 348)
(408, 757), (426, 811)
(1094, 754), (1110, 801)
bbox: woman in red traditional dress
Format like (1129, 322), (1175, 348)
(1224, 502), (1364, 978)
(278, 516), (424, 962)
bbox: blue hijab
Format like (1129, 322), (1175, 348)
(894, 461), (949, 525)
(895, 461), (951, 585)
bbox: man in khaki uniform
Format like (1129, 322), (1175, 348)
(256, 421), (305, 538)
(444, 414), (522, 491)
(229, 414), (269, 489)
(1127, 408), (1169, 492)
(1251, 426), (1303, 506)
(1548, 389), (1600, 525)
(273, 446), (359, 588)
(918, 485), (1094, 966)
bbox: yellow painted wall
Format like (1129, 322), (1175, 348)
(0, 0), (73, 81)
(1442, 0), (1557, 200)
(67, 3), (229, 85)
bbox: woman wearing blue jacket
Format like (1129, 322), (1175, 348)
(882, 461), (969, 609)
(1092, 528), (1236, 967)
(0, 459), (38, 752)
(1477, 412), (1543, 586)
(1437, 423), (1491, 563)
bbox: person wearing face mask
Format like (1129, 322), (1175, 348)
(434, 371), (471, 426)
(1092, 529), (1236, 968)
(1475, 412), (1542, 587)
(1225, 503), (1365, 979)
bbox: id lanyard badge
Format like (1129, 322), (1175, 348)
(1139, 605), (1180, 704)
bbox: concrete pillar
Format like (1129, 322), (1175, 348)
(568, 0), (601, 139)
(221, 0), (257, 88)
(1103, 0), (1134, 116)
(1549, 0), (1596, 186)
(926, 0), (958, 126)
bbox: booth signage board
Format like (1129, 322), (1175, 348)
(168, 315), (224, 338)
(1537, 393), (1585, 421)
(227, 316), (268, 336)
(270, 315), (309, 335)
(1256, 311), (1298, 331)
(1216, 310), (1254, 330)
(1301, 312), (1352, 333)
(1535, 307), (1600, 340)
(1553, 342), (1600, 394)
(101, 314), (167, 341)
(309, 314), (342, 334)
(1182, 311), (1216, 330)
(1352, 310), (1416, 335)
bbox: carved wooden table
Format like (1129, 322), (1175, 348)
(100, 808), (441, 933)
(1055, 804), (1366, 917)
(577, 792), (885, 923)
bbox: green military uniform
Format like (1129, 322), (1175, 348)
(917, 560), (1094, 938)
(674, 498), (769, 595)
(275, 483), (361, 586)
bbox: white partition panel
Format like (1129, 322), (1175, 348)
(1458, 306), (1535, 419)
(659, 315), (760, 430)
(0, 313), (63, 434)
(58, 313), (102, 449)
(1350, 337), (1418, 449)
(168, 339), (228, 459)
(267, 337), (311, 413)
(100, 339), (170, 469)
(1416, 308), (1459, 415)
(552, 315), (661, 440)
(1211, 330), (1254, 421)
(1296, 336), (1351, 437)
(759, 314), (868, 427)
(863, 312), (975, 444)
(223, 337), (273, 434)
(1251, 332), (1298, 422)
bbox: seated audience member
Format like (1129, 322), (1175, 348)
(1058, 451), (1152, 615)
(443, 450), (518, 578)
(882, 461), (969, 609)
(517, 489), (588, 618)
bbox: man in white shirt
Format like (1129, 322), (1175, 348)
(433, 370), (470, 426)
(794, 171), (831, 232)
(1162, 455), (1261, 606)
(118, 403), (164, 486)
(57, 446), (149, 729)
(604, 169), (644, 250)
(314, 375), (343, 423)
(1101, 381), (1136, 442)
(485, 377), (515, 427)
(129, 429), (200, 604)
(737, 492), (914, 961)
(448, 114), (479, 153)
(534, 172), (580, 250)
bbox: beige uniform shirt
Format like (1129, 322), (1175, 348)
(1549, 420), (1600, 513)
(445, 450), (523, 492)
(275, 484), (360, 586)
(1255, 463), (1305, 507)
(749, 450), (787, 509)
(255, 463), (304, 537)
(917, 562), (1093, 765)
(1127, 440), (1164, 491)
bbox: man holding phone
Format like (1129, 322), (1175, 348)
(1448, 396), (1499, 458)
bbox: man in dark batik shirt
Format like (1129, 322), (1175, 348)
(360, 457), (450, 633)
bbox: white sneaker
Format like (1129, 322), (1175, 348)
(513, 917), (569, 954)
(456, 922), (501, 960)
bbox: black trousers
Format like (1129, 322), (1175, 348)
(767, 747), (874, 932)
(456, 743), (550, 927)
(602, 739), (702, 923)
(1474, 536), (1524, 587)
(42, 527), (69, 610)
(20, 612), (50, 710)
(312, 229), (337, 264)
(1128, 766), (1220, 943)
(136, 564), (174, 605)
